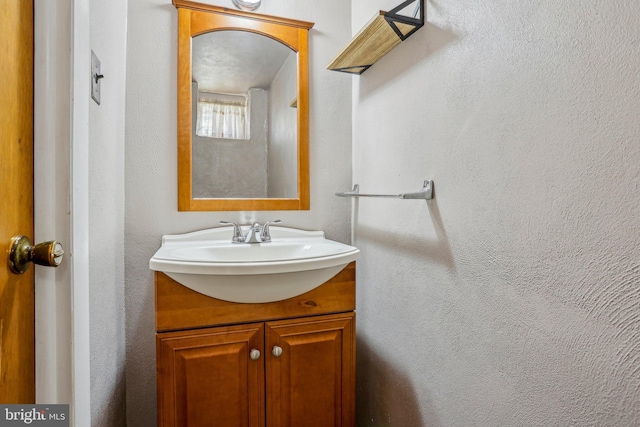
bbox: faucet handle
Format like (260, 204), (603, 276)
(261, 220), (282, 242)
(220, 221), (245, 243)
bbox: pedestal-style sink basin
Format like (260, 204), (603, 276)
(149, 226), (360, 303)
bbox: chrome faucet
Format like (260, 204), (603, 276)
(260, 220), (281, 242)
(244, 222), (263, 243)
(220, 220), (281, 244)
(219, 221), (245, 243)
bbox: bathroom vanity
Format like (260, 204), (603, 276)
(154, 262), (356, 426)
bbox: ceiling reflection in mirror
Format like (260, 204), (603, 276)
(191, 31), (298, 199)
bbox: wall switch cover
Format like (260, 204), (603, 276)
(91, 51), (103, 105)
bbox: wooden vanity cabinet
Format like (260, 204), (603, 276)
(266, 314), (355, 426)
(157, 323), (266, 426)
(155, 262), (356, 427)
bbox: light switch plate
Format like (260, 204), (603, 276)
(91, 50), (102, 105)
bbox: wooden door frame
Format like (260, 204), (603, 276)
(34, 0), (91, 424)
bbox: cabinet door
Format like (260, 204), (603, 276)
(265, 313), (355, 427)
(157, 323), (265, 427)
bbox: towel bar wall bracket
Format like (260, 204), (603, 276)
(336, 180), (433, 200)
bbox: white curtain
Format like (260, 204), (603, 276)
(196, 99), (248, 139)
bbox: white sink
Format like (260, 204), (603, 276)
(149, 226), (360, 303)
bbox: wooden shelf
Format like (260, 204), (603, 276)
(327, 0), (424, 75)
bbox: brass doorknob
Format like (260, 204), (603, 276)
(9, 235), (64, 274)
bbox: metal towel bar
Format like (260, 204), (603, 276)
(335, 180), (433, 200)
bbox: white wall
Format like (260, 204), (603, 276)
(89, 0), (128, 426)
(268, 51), (298, 198)
(352, 0), (640, 425)
(124, 0), (352, 424)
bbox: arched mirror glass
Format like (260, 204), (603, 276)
(173, 0), (314, 211)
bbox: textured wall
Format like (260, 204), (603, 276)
(88, 0), (128, 425)
(124, 0), (352, 424)
(352, 0), (640, 425)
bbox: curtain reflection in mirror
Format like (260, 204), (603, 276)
(196, 94), (249, 140)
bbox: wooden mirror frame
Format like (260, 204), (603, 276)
(173, 0), (314, 211)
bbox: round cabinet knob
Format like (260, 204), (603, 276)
(272, 346), (283, 357)
(250, 349), (261, 360)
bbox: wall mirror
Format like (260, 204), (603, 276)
(173, 0), (314, 211)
